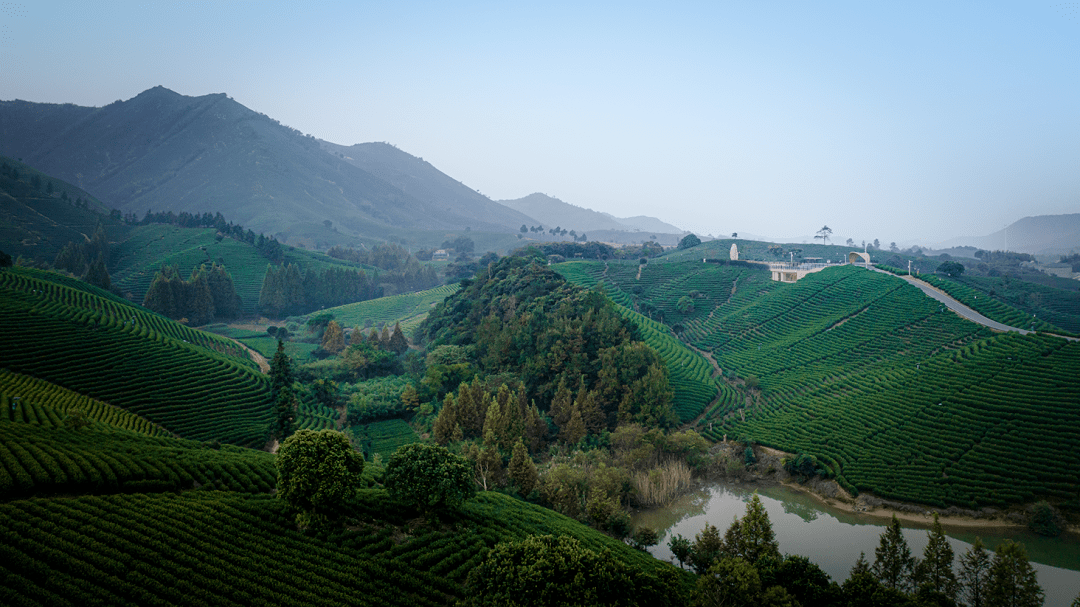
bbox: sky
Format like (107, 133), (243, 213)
(1, 1), (1078, 245)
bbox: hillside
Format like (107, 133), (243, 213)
(554, 243), (1080, 510)
(0, 355), (682, 606)
(932, 213), (1080, 256)
(322, 141), (536, 234)
(0, 155), (126, 263)
(0, 267), (272, 445)
(0, 88), (529, 243)
(497, 193), (685, 242)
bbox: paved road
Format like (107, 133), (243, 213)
(871, 267), (1078, 341)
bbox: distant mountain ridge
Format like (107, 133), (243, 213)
(0, 87), (533, 243)
(932, 213), (1080, 256)
(497, 192), (684, 237)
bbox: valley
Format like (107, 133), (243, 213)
(1, 96), (1078, 606)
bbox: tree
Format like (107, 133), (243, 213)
(725, 492), (780, 566)
(383, 443), (474, 514)
(270, 340), (297, 440)
(937, 261), (965, 277)
(463, 534), (678, 607)
(1027, 501), (1063, 537)
(960, 537), (991, 607)
(388, 321), (409, 355)
(677, 295), (695, 314)
(82, 253), (111, 291)
(696, 557), (762, 607)
(507, 439), (538, 495)
(275, 429), (364, 526)
(872, 514), (916, 592)
(679, 233), (702, 250)
(915, 513), (958, 603)
(814, 225), (833, 245)
(985, 540), (1043, 607)
(321, 320), (346, 354)
(520, 224), (528, 235)
(873, 238), (881, 249)
(689, 522), (725, 574)
(0, 250), (11, 268)
(846, 238), (854, 247)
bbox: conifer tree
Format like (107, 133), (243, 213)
(726, 492), (780, 565)
(432, 394), (458, 445)
(321, 320), (346, 354)
(549, 376), (573, 428)
(872, 514), (917, 592)
(82, 253), (111, 291)
(523, 400), (547, 454)
(562, 404), (586, 445)
(574, 383), (605, 434)
(960, 537), (991, 607)
(368, 328), (380, 346)
(986, 540), (1043, 607)
(388, 321), (409, 354)
(284, 263), (305, 315)
(380, 324), (391, 346)
(915, 512), (958, 602)
(508, 439), (538, 495)
(689, 522), (724, 574)
(400, 384), (420, 413)
(270, 340), (297, 441)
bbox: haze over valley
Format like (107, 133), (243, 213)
(1, 2), (1078, 606)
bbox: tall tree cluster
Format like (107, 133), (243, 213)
(258, 263), (377, 317)
(142, 263), (242, 324)
(53, 224), (111, 291)
(419, 253), (676, 443)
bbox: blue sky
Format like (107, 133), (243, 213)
(2, 1), (1078, 244)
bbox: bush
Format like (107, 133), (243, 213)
(383, 443), (474, 514)
(276, 429), (365, 524)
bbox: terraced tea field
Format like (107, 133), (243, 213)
(0, 487), (681, 607)
(110, 224), (369, 314)
(560, 257), (1080, 508)
(350, 419), (421, 460)
(0, 268), (272, 446)
(313, 283), (460, 338)
(919, 274), (1080, 335)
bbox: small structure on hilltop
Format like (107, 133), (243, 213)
(848, 251), (871, 266)
(767, 250), (872, 282)
(730, 243), (739, 261)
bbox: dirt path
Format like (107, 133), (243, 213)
(873, 268), (1078, 342)
(230, 338), (270, 373)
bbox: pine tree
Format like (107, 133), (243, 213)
(872, 514), (917, 592)
(284, 264), (305, 315)
(549, 376), (573, 428)
(915, 512), (958, 602)
(727, 492), (780, 565)
(82, 253), (111, 291)
(561, 404), (586, 445)
(259, 265), (286, 317)
(400, 384), (420, 413)
(432, 394), (458, 445)
(689, 522), (724, 574)
(986, 540), (1043, 607)
(380, 324), (391, 347)
(321, 320), (346, 354)
(574, 384), (605, 434)
(368, 328), (380, 346)
(508, 439), (538, 496)
(388, 321), (409, 354)
(960, 537), (991, 607)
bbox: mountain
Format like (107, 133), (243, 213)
(932, 213), (1079, 256)
(497, 193), (685, 237)
(320, 141), (535, 234)
(0, 87), (529, 243)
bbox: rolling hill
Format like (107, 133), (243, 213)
(0, 87), (532, 244)
(554, 241), (1080, 510)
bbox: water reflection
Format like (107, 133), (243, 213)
(631, 482), (1080, 607)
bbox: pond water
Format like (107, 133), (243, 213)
(631, 483), (1080, 607)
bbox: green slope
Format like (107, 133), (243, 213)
(110, 224), (369, 314)
(558, 257), (1080, 509)
(0, 267), (271, 446)
(310, 283), (460, 338)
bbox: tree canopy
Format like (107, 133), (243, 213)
(275, 429), (365, 524)
(383, 443), (474, 514)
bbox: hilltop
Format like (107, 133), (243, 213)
(0, 88), (530, 245)
(497, 192), (686, 244)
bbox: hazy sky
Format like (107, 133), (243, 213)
(2, 1), (1078, 244)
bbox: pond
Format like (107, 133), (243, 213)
(631, 482), (1080, 607)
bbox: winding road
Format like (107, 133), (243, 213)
(874, 269), (1078, 342)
